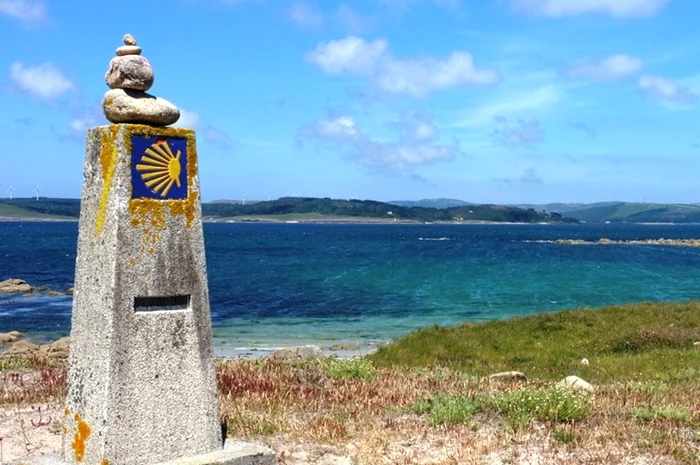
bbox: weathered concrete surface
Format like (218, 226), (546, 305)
(64, 124), (219, 465)
(9, 440), (276, 465)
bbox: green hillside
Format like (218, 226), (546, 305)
(0, 199), (78, 219)
(567, 202), (700, 223)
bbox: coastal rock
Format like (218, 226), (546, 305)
(105, 55), (154, 91)
(488, 371), (529, 383)
(329, 344), (360, 351)
(116, 45), (142, 56)
(268, 345), (325, 360)
(102, 88), (180, 126)
(0, 331), (22, 347)
(556, 375), (594, 393)
(66, 287), (74, 295)
(43, 337), (70, 359)
(0, 278), (32, 293)
(6, 339), (41, 356)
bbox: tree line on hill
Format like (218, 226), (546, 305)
(0, 197), (578, 223)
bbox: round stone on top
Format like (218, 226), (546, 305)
(105, 34), (154, 91)
(116, 33), (142, 56)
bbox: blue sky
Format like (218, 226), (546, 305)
(1, 0), (699, 204)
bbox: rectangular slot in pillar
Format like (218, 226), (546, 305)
(134, 295), (191, 312)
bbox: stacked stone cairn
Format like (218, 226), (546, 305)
(102, 34), (180, 126)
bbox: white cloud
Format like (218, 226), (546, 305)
(453, 85), (562, 128)
(0, 0), (47, 23)
(10, 62), (74, 99)
(638, 74), (697, 105)
(511, 0), (669, 18)
(289, 2), (323, 29)
(377, 52), (500, 97)
(563, 54), (643, 81)
(306, 36), (388, 76)
(299, 111), (459, 174)
(306, 36), (499, 97)
(174, 109), (202, 128)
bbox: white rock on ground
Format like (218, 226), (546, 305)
(556, 375), (594, 392)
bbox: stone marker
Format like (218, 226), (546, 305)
(13, 34), (275, 465)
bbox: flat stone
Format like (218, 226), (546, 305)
(0, 278), (32, 293)
(105, 55), (154, 91)
(116, 44), (142, 56)
(7, 440), (276, 465)
(103, 89), (180, 126)
(268, 345), (325, 360)
(488, 371), (528, 382)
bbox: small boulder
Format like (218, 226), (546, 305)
(693, 341), (700, 348)
(556, 375), (594, 392)
(580, 357), (589, 366)
(329, 344), (360, 351)
(0, 278), (32, 293)
(488, 371), (528, 383)
(105, 55), (154, 91)
(66, 287), (75, 296)
(102, 88), (180, 126)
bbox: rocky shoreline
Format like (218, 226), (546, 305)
(555, 238), (700, 247)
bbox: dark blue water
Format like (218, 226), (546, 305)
(2, 221), (700, 353)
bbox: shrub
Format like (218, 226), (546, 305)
(630, 405), (695, 425)
(411, 394), (485, 426)
(491, 387), (592, 427)
(319, 357), (378, 382)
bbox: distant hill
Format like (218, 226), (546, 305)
(0, 198), (80, 219)
(0, 197), (575, 224)
(389, 198), (473, 209)
(510, 202), (622, 214)
(564, 202), (700, 223)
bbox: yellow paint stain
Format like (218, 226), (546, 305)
(129, 258), (136, 265)
(95, 126), (120, 237)
(101, 460), (110, 465)
(64, 408), (70, 416)
(71, 413), (92, 463)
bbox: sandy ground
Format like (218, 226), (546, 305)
(1, 404), (674, 465)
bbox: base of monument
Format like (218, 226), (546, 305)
(8, 440), (276, 465)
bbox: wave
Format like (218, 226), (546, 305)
(419, 237), (453, 241)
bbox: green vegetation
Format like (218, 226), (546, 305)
(411, 393), (486, 425)
(491, 386), (592, 429)
(370, 301), (700, 383)
(319, 357), (378, 381)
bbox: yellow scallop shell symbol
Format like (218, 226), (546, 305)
(135, 141), (182, 197)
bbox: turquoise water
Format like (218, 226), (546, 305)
(2, 221), (700, 355)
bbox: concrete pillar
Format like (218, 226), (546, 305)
(59, 124), (273, 465)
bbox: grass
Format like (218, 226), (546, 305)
(2, 301), (699, 464)
(370, 301), (700, 384)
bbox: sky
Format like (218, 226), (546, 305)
(1, 0), (700, 204)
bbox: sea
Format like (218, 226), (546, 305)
(2, 220), (700, 357)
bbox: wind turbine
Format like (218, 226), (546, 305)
(7, 185), (16, 200)
(34, 184), (41, 201)
(266, 191), (271, 201)
(240, 193), (248, 205)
